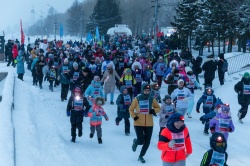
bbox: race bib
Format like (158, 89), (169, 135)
(205, 96), (213, 107)
(219, 118), (230, 133)
(210, 151), (225, 166)
(73, 72), (79, 81)
(124, 95), (131, 105)
(177, 90), (185, 100)
(139, 100), (149, 114)
(171, 132), (185, 150)
(94, 87), (100, 95)
(125, 80), (132, 88)
(62, 66), (69, 73)
(135, 74), (142, 82)
(243, 84), (250, 94)
(74, 98), (83, 111)
(119, 62), (124, 69)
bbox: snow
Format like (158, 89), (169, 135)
(0, 54), (250, 166)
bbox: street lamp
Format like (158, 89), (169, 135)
(47, 4), (57, 41)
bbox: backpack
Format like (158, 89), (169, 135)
(222, 59), (228, 72)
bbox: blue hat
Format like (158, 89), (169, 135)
(168, 112), (184, 124)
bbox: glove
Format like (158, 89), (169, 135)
(67, 111), (71, 117)
(165, 115), (169, 119)
(105, 117), (109, 121)
(149, 109), (156, 115)
(83, 111), (88, 117)
(168, 140), (175, 148)
(196, 109), (200, 113)
(100, 82), (104, 86)
(210, 127), (215, 133)
(228, 127), (232, 132)
(134, 116), (139, 121)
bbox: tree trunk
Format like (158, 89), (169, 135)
(218, 34), (220, 55)
(223, 38), (226, 53)
(211, 40), (214, 56)
(238, 37), (241, 52)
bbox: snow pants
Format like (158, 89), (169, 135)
(90, 124), (102, 138)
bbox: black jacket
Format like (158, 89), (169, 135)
(202, 58), (217, 80)
(234, 77), (250, 105)
(200, 149), (228, 166)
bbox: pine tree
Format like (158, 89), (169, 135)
(86, 0), (122, 35)
(171, 0), (199, 49)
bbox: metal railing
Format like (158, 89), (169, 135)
(227, 53), (250, 75)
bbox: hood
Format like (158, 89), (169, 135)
(219, 53), (224, 59)
(132, 62), (142, 70)
(169, 60), (179, 68)
(196, 56), (203, 63)
(18, 50), (24, 56)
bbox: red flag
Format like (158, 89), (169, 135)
(20, 19), (25, 44)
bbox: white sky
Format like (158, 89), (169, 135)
(0, 0), (84, 35)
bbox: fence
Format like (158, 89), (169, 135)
(227, 53), (250, 75)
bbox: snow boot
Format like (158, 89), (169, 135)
(238, 119), (243, 124)
(98, 137), (103, 144)
(203, 130), (209, 135)
(132, 138), (138, 152)
(78, 130), (82, 137)
(110, 101), (114, 105)
(89, 133), (94, 138)
(138, 156), (145, 163)
(125, 132), (130, 136)
(71, 137), (76, 143)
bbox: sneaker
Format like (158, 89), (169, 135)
(116, 121), (119, 126)
(132, 138), (138, 152)
(203, 130), (209, 135)
(39, 85), (43, 89)
(138, 156), (145, 163)
(89, 133), (94, 138)
(71, 137), (76, 143)
(110, 101), (114, 105)
(238, 119), (243, 124)
(98, 137), (103, 144)
(78, 130), (82, 137)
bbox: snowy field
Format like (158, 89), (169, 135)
(0, 56), (250, 166)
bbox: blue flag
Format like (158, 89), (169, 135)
(60, 23), (64, 38)
(95, 26), (100, 41)
(86, 32), (93, 43)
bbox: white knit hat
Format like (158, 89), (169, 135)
(177, 79), (184, 85)
(73, 62), (78, 67)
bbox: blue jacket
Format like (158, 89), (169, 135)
(196, 91), (217, 114)
(153, 62), (167, 76)
(31, 57), (39, 70)
(16, 52), (25, 74)
(58, 64), (70, 85)
(85, 81), (104, 105)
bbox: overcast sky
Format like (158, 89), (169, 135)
(0, 0), (84, 35)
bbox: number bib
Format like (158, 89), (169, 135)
(50, 71), (55, 78)
(243, 84), (250, 94)
(139, 100), (149, 114)
(62, 66), (69, 73)
(177, 90), (185, 100)
(54, 61), (59, 67)
(135, 74), (142, 82)
(94, 87), (100, 95)
(124, 95), (131, 105)
(146, 71), (151, 78)
(165, 104), (174, 115)
(119, 62), (124, 69)
(125, 80), (132, 88)
(94, 107), (104, 116)
(187, 75), (195, 88)
(73, 72), (79, 81)
(171, 132), (185, 150)
(210, 151), (225, 166)
(90, 66), (96, 73)
(74, 98), (83, 111)
(205, 96), (213, 107)
(219, 118), (230, 133)
(153, 90), (160, 98)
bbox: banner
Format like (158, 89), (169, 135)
(20, 19), (25, 44)
(95, 26), (100, 41)
(86, 32), (93, 43)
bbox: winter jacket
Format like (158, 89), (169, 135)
(67, 68), (82, 90)
(150, 89), (161, 103)
(116, 86), (131, 119)
(16, 51), (25, 74)
(58, 64), (70, 85)
(88, 105), (108, 126)
(101, 60), (115, 73)
(120, 74), (136, 89)
(200, 149), (228, 166)
(153, 61), (167, 76)
(191, 56), (202, 75)
(101, 69), (120, 94)
(202, 58), (217, 80)
(159, 102), (175, 127)
(36, 59), (46, 76)
(67, 96), (91, 124)
(12, 44), (18, 59)
(132, 68), (143, 83)
(209, 113), (235, 140)
(186, 74), (201, 93)
(158, 126), (192, 163)
(196, 91), (217, 114)
(85, 81), (104, 105)
(171, 87), (193, 109)
(129, 92), (160, 126)
(234, 77), (250, 106)
(31, 57), (39, 70)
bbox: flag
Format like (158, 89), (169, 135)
(60, 23), (64, 38)
(20, 19), (25, 44)
(95, 26), (100, 41)
(86, 32), (93, 43)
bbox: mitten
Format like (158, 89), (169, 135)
(210, 127), (215, 133)
(196, 109), (200, 113)
(67, 111), (71, 117)
(168, 140), (175, 148)
(100, 82), (104, 86)
(149, 109), (156, 115)
(134, 116), (139, 121)
(165, 115), (169, 119)
(228, 127), (232, 132)
(105, 117), (109, 121)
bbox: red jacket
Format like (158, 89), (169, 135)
(12, 45), (18, 59)
(158, 127), (192, 163)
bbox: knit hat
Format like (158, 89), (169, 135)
(244, 72), (250, 78)
(142, 84), (151, 90)
(82, 67), (90, 73)
(163, 95), (171, 101)
(173, 68), (179, 74)
(168, 112), (184, 124)
(107, 63), (112, 68)
(221, 105), (230, 113)
(94, 76), (100, 81)
(73, 62), (78, 67)
(177, 79), (184, 85)
(125, 68), (132, 74)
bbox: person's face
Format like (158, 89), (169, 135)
(206, 90), (212, 95)
(143, 89), (151, 94)
(82, 71), (88, 76)
(73, 66), (78, 70)
(174, 121), (184, 129)
(178, 81), (184, 87)
(123, 89), (128, 95)
(165, 98), (171, 104)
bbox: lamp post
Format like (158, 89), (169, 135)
(47, 4), (57, 41)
